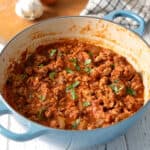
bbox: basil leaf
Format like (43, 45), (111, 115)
(72, 118), (80, 129)
(84, 59), (91, 65)
(49, 49), (57, 57)
(38, 95), (46, 101)
(75, 65), (80, 71)
(66, 85), (73, 92)
(58, 51), (63, 57)
(70, 58), (77, 64)
(109, 84), (119, 94)
(126, 87), (136, 96)
(72, 81), (80, 88)
(39, 64), (44, 67)
(66, 81), (80, 92)
(111, 64), (115, 69)
(70, 89), (77, 100)
(21, 73), (28, 79)
(83, 101), (91, 107)
(37, 108), (45, 120)
(66, 68), (74, 74)
(70, 58), (80, 71)
(49, 71), (56, 80)
(66, 81), (80, 100)
(113, 79), (119, 83)
(109, 81), (123, 94)
(87, 51), (93, 57)
(84, 67), (92, 74)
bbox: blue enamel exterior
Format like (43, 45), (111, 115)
(1, 96), (150, 149)
(0, 99), (47, 141)
(104, 10), (145, 36)
(0, 10), (149, 149)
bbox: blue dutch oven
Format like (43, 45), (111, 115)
(0, 10), (150, 149)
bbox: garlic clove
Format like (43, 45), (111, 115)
(15, 0), (44, 20)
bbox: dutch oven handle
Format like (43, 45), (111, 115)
(0, 98), (47, 141)
(104, 10), (145, 36)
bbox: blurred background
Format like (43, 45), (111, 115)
(0, 0), (87, 41)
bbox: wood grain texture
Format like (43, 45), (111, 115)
(125, 109), (150, 150)
(107, 136), (127, 150)
(0, 115), (9, 150)
(0, 0), (88, 41)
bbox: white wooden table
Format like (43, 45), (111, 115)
(0, 22), (150, 150)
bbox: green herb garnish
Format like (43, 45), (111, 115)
(21, 73), (28, 79)
(109, 80), (123, 94)
(66, 68), (74, 74)
(37, 108), (45, 120)
(84, 59), (92, 65)
(87, 51), (93, 57)
(38, 95), (46, 101)
(126, 87), (136, 96)
(84, 67), (92, 74)
(66, 81), (80, 100)
(83, 101), (91, 107)
(70, 89), (77, 100)
(39, 64), (44, 67)
(70, 58), (80, 71)
(66, 81), (80, 92)
(72, 118), (80, 129)
(70, 58), (77, 64)
(84, 58), (92, 74)
(58, 51), (63, 57)
(114, 79), (119, 83)
(49, 49), (57, 57)
(49, 71), (56, 80)
(111, 64), (115, 69)
(110, 84), (120, 94)
(76, 65), (80, 71)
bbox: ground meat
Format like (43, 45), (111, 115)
(3, 39), (144, 130)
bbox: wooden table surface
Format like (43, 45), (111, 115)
(0, 0), (88, 41)
(0, 1), (150, 150)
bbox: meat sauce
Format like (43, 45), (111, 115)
(3, 39), (144, 130)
